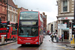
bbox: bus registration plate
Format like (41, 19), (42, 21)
(26, 43), (30, 44)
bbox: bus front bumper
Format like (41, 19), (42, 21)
(17, 38), (39, 45)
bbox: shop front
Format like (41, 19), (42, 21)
(58, 17), (74, 41)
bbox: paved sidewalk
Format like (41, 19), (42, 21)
(66, 44), (75, 48)
(0, 41), (16, 46)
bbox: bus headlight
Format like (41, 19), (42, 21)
(35, 38), (38, 41)
(19, 38), (21, 41)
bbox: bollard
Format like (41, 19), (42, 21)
(1, 36), (5, 44)
(70, 35), (75, 44)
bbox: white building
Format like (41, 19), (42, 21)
(56, 0), (74, 41)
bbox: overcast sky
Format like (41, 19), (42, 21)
(13, 0), (58, 24)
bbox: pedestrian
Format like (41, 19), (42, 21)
(61, 33), (64, 42)
(54, 33), (57, 39)
(56, 34), (59, 42)
(51, 33), (54, 42)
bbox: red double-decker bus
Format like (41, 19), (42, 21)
(17, 11), (44, 45)
(0, 21), (17, 41)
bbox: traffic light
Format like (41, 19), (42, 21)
(15, 23), (18, 29)
(0, 18), (2, 28)
(7, 21), (10, 25)
(7, 21), (10, 30)
(69, 22), (71, 28)
(0, 18), (1, 24)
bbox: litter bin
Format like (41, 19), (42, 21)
(1, 36), (5, 44)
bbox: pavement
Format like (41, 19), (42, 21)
(66, 44), (75, 48)
(0, 41), (16, 46)
(49, 35), (75, 48)
(0, 35), (75, 50)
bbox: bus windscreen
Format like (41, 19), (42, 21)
(20, 11), (38, 20)
(19, 27), (38, 37)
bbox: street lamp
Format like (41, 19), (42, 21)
(6, 0), (8, 42)
(7, 0), (8, 21)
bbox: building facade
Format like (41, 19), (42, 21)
(48, 21), (58, 33)
(5, 0), (18, 23)
(57, 0), (74, 41)
(53, 21), (58, 33)
(48, 23), (51, 32)
(0, 0), (7, 21)
(42, 12), (47, 33)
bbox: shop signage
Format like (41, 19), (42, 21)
(58, 17), (74, 20)
(58, 24), (67, 29)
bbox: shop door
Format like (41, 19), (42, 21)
(64, 31), (69, 39)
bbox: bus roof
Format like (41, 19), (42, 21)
(20, 11), (40, 13)
(1, 21), (16, 24)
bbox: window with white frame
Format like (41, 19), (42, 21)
(12, 14), (13, 22)
(62, 0), (69, 12)
(8, 13), (10, 21)
(15, 15), (17, 22)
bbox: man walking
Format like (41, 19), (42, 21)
(51, 33), (54, 42)
(61, 33), (64, 42)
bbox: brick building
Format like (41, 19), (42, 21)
(41, 12), (47, 33)
(0, 0), (7, 21)
(5, 0), (18, 23)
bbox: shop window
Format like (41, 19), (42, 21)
(63, 0), (67, 12)
(63, 20), (69, 28)
(61, 0), (69, 12)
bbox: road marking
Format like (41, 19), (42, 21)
(36, 48), (46, 50)
(10, 48), (16, 50)
(58, 45), (69, 50)
(58, 45), (74, 50)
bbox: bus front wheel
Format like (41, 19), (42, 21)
(21, 44), (25, 46)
